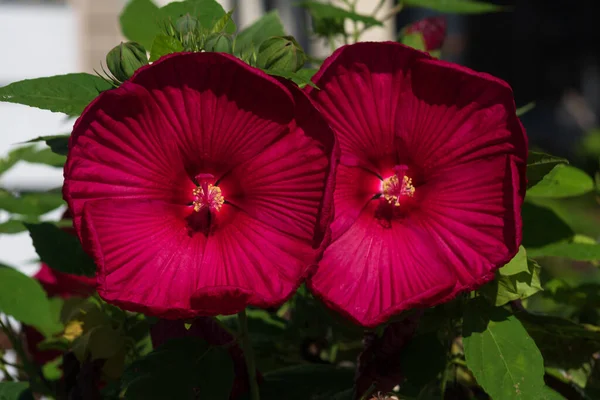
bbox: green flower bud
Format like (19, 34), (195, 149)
(256, 36), (307, 73)
(106, 41), (148, 82)
(204, 33), (233, 53)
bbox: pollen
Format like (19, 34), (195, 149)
(193, 183), (224, 212)
(381, 174), (415, 207)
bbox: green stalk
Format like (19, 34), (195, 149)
(237, 309), (260, 400)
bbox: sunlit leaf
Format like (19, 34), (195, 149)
(0, 74), (112, 115)
(463, 298), (546, 399)
(149, 34), (184, 62)
(160, 0), (235, 33)
(400, 32), (427, 51)
(0, 189), (64, 216)
(527, 151), (569, 188)
(480, 259), (543, 306)
(120, 0), (161, 50)
(527, 164), (594, 198)
(0, 266), (63, 336)
(500, 246), (529, 275)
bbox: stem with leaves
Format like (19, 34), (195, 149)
(238, 309), (260, 400)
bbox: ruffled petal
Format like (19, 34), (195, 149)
(81, 199), (206, 319)
(64, 84), (193, 233)
(419, 156), (522, 287)
(397, 57), (527, 175)
(129, 52), (294, 176)
(308, 201), (455, 328)
(83, 199), (321, 317)
(306, 42), (429, 176)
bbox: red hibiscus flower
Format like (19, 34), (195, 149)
(63, 52), (338, 319)
(305, 42), (527, 327)
(404, 16), (447, 51)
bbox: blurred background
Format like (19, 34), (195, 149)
(1, 0), (599, 272)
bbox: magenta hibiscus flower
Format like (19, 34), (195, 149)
(63, 52), (337, 319)
(305, 42), (527, 327)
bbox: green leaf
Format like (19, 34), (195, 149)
(246, 364), (354, 400)
(527, 242), (600, 261)
(0, 218), (31, 234)
(0, 189), (64, 216)
(0, 74), (112, 115)
(527, 151), (569, 189)
(25, 135), (70, 156)
(160, 0), (235, 34)
(119, 0), (161, 50)
(122, 337), (234, 400)
(298, 1), (383, 26)
(26, 222), (96, 277)
(516, 102), (536, 117)
(463, 297), (546, 399)
(210, 9), (234, 34)
(149, 34), (184, 62)
(0, 267), (63, 336)
(522, 202), (574, 248)
(540, 386), (567, 399)
(120, 0), (233, 51)
(400, 32), (427, 51)
(403, 0), (507, 14)
(235, 11), (286, 53)
(500, 246), (529, 276)
(0, 145), (65, 176)
(481, 258), (543, 306)
(0, 382), (34, 400)
(516, 312), (600, 370)
(527, 164), (594, 198)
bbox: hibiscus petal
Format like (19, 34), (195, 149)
(397, 57), (527, 174)
(130, 52), (295, 177)
(219, 85), (338, 250)
(82, 199), (320, 317)
(306, 42), (429, 176)
(308, 201), (455, 328)
(419, 156), (522, 288)
(64, 83), (194, 233)
(81, 199), (205, 319)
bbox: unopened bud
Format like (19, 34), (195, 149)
(256, 36), (307, 73)
(106, 41), (148, 82)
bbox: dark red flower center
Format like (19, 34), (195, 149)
(380, 165), (415, 207)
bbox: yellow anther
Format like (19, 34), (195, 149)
(193, 184), (224, 212)
(382, 174), (415, 207)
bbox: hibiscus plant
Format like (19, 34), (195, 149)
(0, 1), (599, 400)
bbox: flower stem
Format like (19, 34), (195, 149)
(237, 309), (260, 400)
